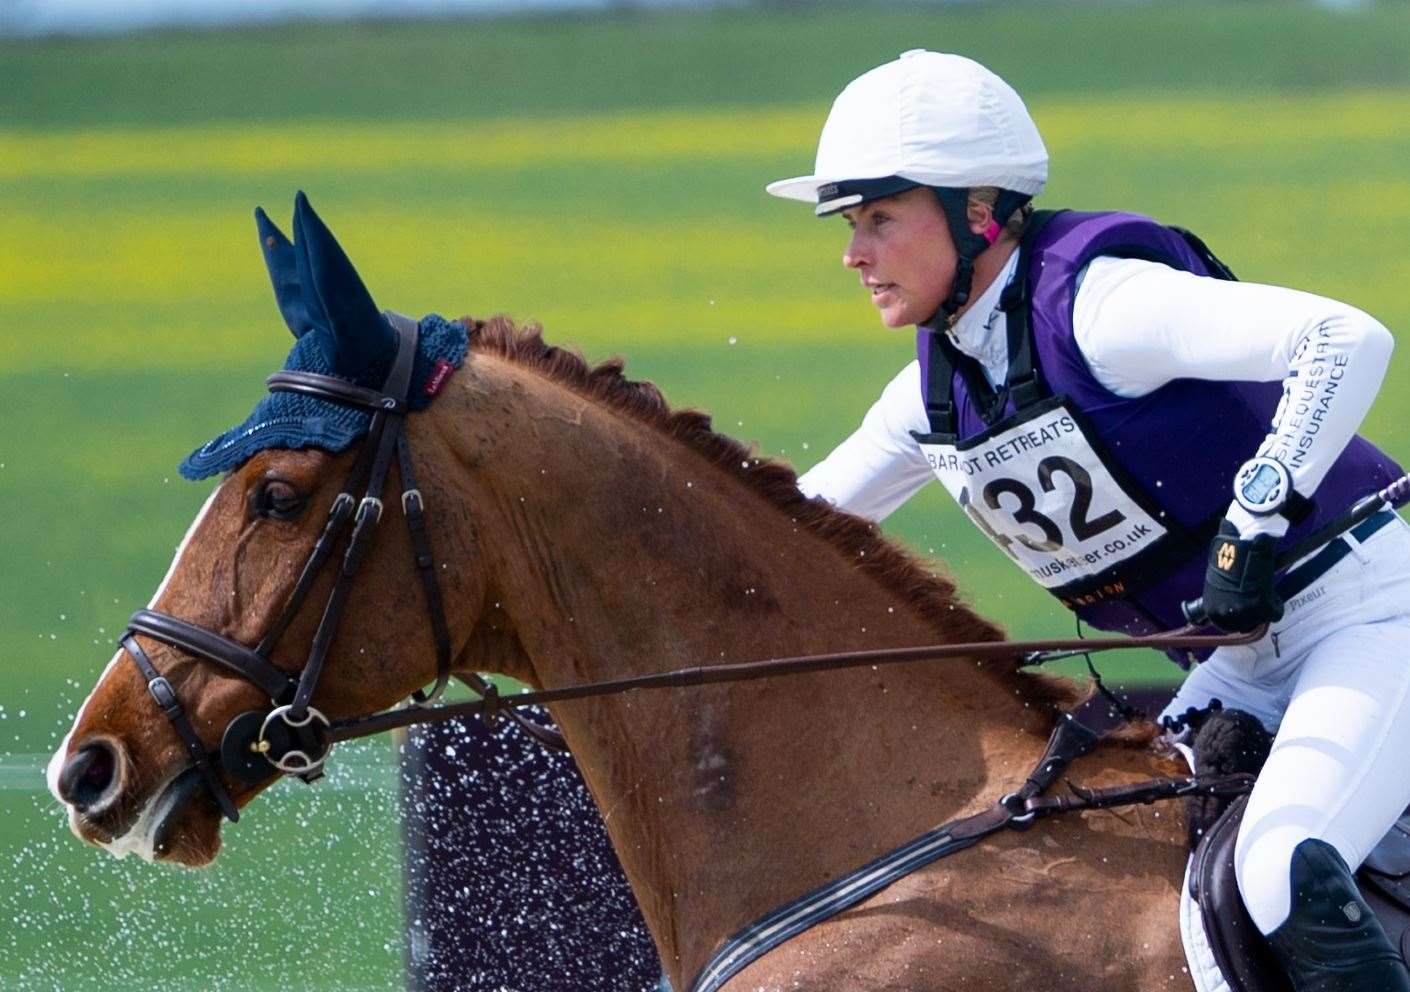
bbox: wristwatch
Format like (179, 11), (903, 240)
(1233, 456), (1312, 522)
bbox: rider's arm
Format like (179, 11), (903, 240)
(796, 360), (934, 521)
(1072, 256), (1394, 538)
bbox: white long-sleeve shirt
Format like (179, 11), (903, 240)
(797, 249), (1394, 538)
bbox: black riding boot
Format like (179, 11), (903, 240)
(1265, 837), (1410, 992)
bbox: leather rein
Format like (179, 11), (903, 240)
(119, 311), (1261, 823)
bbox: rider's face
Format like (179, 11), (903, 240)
(842, 188), (955, 329)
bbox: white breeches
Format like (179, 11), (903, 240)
(1160, 513), (1410, 935)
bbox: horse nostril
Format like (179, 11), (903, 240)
(58, 740), (120, 812)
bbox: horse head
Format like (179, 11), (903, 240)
(47, 194), (484, 866)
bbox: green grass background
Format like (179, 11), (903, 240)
(4, 3), (1410, 988)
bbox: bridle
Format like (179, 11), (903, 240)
(122, 307), (1385, 825)
(121, 312), (559, 824)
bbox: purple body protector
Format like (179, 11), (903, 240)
(916, 210), (1403, 661)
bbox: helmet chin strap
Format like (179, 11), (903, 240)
(929, 187), (1032, 326)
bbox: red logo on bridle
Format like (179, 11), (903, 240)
(424, 361), (454, 397)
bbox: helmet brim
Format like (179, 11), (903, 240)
(765, 174), (922, 217)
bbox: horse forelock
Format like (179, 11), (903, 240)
(461, 314), (1082, 718)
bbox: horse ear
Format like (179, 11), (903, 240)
(255, 207), (319, 338)
(291, 191), (394, 380)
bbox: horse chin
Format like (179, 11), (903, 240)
(151, 768), (223, 868)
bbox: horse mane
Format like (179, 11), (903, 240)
(464, 315), (1083, 718)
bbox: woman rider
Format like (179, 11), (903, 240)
(771, 50), (1410, 991)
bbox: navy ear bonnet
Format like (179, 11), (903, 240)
(178, 313), (467, 480)
(179, 193), (468, 481)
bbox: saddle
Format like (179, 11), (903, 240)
(1191, 798), (1410, 992)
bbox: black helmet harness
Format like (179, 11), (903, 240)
(816, 178), (1033, 325)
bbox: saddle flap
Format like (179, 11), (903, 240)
(1193, 799), (1410, 992)
(1366, 812), (1410, 878)
(1192, 796), (1291, 992)
(1359, 806), (1410, 954)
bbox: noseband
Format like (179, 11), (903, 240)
(121, 312), (557, 823)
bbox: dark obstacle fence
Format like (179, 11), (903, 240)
(400, 707), (665, 992)
(400, 689), (1178, 990)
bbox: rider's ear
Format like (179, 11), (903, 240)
(966, 198), (996, 238)
(254, 206), (319, 338)
(290, 191), (395, 381)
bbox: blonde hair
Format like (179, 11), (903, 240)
(969, 186), (1033, 239)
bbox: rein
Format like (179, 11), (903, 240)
(323, 626), (1261, 746)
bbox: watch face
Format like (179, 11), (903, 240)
(1242, 464), (1281, 504)
(1236, 458), (1289, 514)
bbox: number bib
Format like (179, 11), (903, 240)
(915, 395), (1174, 602)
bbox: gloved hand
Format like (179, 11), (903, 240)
(1201, 520), (1284, 633)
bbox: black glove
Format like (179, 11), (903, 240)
(1201, 520), (1284, 633)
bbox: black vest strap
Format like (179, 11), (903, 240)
(921, 319), (1008, 439)
(997, 209), (1060, 410)
(921, 210), (1062, 438)
(921, 331), (958, 439)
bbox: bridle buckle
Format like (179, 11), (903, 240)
(356, 496), (384, 525)
(147, 676), (179, 714)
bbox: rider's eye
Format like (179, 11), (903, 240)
(253, 480), (307, 521)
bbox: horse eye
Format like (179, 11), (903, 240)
(254, 480), (308, 521)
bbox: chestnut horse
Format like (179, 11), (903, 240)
(50, 207), (1195, 990)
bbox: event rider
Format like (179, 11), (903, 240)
(771, 50), (1410, 992)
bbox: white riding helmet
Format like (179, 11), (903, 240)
(766, 50), (1048, 216)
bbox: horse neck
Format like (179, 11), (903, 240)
(430, 352), (1069, 979)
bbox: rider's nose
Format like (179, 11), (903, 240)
(57, 738), (124, 813)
